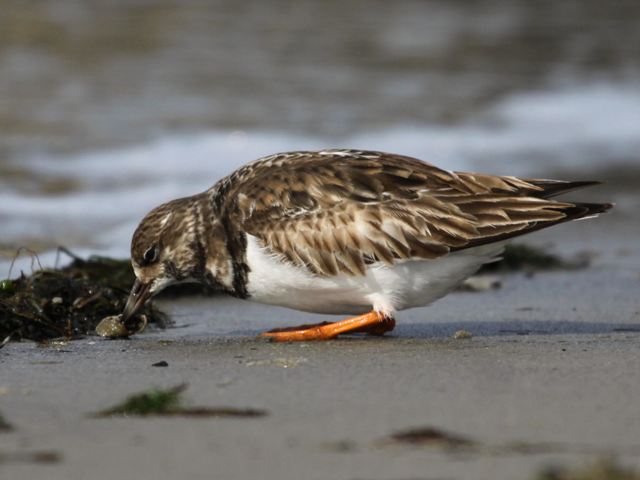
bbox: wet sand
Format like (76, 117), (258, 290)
(1, 215), (639, 480)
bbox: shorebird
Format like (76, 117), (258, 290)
(121, 149), (611, 341)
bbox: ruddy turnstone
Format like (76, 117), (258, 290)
(122, 149), (611, 341)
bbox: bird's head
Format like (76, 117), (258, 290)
(122, 195), (207, 322)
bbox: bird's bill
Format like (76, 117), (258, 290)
(122, 279), (153, 323)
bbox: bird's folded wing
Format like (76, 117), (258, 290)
(222, 150), (578, 276)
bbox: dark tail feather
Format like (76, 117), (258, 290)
(562, 201), (614, 220)
(458, 201), (613, 251)
(525, 179), (603, 198)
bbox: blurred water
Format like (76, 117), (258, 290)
(1, 1), (639, 275)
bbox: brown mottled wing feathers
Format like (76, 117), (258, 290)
(215, 150), (603, 276)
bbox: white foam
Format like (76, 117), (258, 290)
(2, 82), (639, 277)
(352, 83), (640, 174)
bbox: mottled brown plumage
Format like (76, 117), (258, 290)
(209, 149), (609, 277)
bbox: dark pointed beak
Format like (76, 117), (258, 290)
(122, 279), (153, 323)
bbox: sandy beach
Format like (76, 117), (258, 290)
(2, 212), (639, 480)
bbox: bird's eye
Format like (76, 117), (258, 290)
(142, 246), (159, 265)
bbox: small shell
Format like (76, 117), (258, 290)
(96, 314), (147, 339)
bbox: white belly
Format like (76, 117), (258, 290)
(245, 234), (504, 315)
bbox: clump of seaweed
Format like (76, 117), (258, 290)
(58, 253), (136, 292)
(0, 251), (168, 341)
(93, 384), (267, 418)
(480, 243), (589, 274)
(96, 384), (186, 416)
(535, 458), (640, 480)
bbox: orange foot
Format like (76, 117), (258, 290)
(260, 311), (396, 342)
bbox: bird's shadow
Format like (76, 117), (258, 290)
(225, 319), (640, 339)
(166, 295), (640, 340)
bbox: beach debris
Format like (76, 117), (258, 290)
(0, 412), (13, 432)
(96, 314), (147, 339)
(480, 243), (590, 274)
(93, 384), (267, 418)
(453, 330), (473, 340)
(534, 458), (640, 480)
(459, 276), (502, 292)
(388, 426), (475, 449)
(0, 252), (168, 341)
(152, 361), (169, 367)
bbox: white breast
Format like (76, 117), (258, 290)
(244, 234), (504, 316)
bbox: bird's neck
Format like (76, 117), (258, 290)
(197, 191), (250, 299)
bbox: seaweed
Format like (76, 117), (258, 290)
(0, 251), (168, 341)
(480, 243), (589, 273)
(93, 384), (267, 418)
(96, 384), (186, 416)
(59, 254), (136, 292)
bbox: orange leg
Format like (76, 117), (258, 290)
(260, 311), (395, 342)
